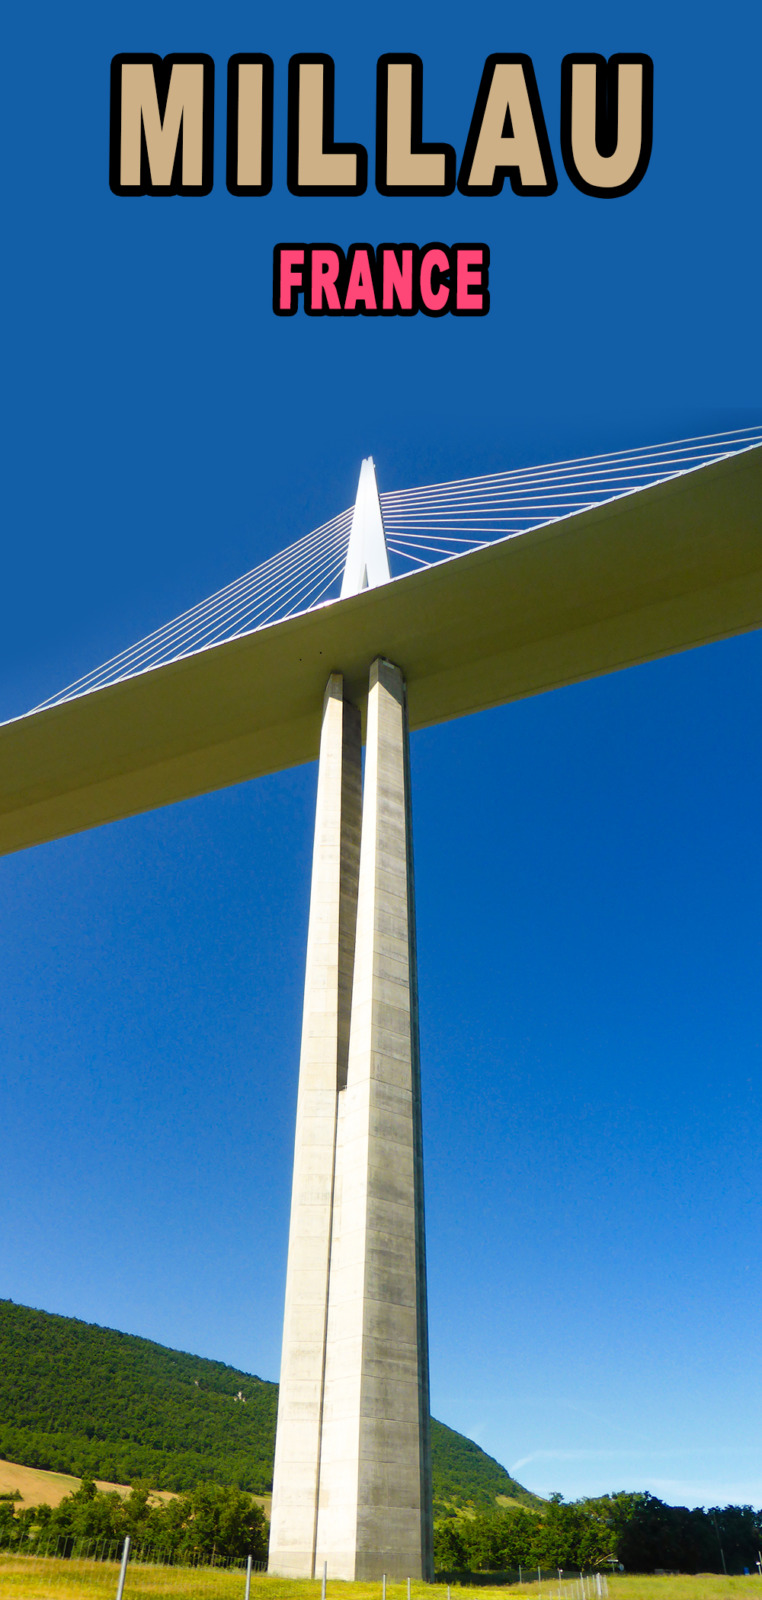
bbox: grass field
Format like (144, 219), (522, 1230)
(0, 1464), (139, 1512)
(0, 1558), (760, 1600)
(0, 1464), (270, 1520)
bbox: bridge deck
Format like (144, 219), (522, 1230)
(1, 446), (760, 856)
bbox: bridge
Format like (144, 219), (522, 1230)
(2, 427), (760, 1580)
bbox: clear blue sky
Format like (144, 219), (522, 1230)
(2, 0), (760, 1512)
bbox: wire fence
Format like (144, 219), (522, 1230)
(0, 1535), (613, 1600)
(0, 1535), (266, 1600)
(435, 1574), (610, 1597)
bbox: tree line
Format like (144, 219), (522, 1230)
(0, 1424), (274, 1498)
(3, 1477), (760, 1572)
(0, 1478), (268, 1562)
(433, 1493), (762, 1575)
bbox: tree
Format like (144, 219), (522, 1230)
(434, 1516), (470, 1570)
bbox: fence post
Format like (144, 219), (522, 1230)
(382, 1574), (386, 1600)
(407, 1578), (411, 1600)
(322, 1560), (327, 1600)
(116, 1535), (131, 1600)
(245, 1554), (253, 1600)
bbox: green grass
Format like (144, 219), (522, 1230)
(2, 1558), (761, 1600)
(608, 1581), (762, 1600)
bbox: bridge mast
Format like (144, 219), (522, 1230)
(268, 461), (433, 1580)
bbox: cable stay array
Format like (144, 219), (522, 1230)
(32, 507), (355, 712)
(32, 426), (762, 713)
(380, 426), (762, 567)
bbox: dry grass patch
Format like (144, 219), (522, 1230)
(0, 1465), (139, 1512)
(0, 1462), (266, 1521)
(0, 1462), (181, 1513)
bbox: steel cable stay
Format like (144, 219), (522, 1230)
(380, 431), (762, 549)
(381, 447), (762, 508)
(379, 427), (762, 502)
(68, 510), (352, 687)
(381, 467), (741, 506)
(139, 519), (353, 653)
(33, 510), (353, 710)
(33, 511), (353, 709)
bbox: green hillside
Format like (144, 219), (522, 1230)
(0, 1300), (536, 1513)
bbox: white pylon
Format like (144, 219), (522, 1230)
(340, 457), (391, 598)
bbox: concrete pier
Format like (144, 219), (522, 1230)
(268, 660), (433, 1581)
(268, 675), (362, 1577)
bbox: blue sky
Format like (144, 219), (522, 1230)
(2, 0), (760, 1511)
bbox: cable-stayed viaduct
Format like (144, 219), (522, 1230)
(1, 430), (760, 1579)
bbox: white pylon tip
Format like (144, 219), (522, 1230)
(340, 458), (391, 598)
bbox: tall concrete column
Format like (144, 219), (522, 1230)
(269, 658), (432, 1583)
(268, 674), (362, 1578)
(314, 659), (433, 1581)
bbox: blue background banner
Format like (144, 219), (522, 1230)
(3, 0), (760, 1508)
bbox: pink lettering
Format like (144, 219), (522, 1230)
(419, 247), (450, 312)
(456, 248), (485, 310)
(382, 248), (414, 311)
(279, 249), (304, 311)
(345, 249), (378, 311)
(311, 249), (342, 311)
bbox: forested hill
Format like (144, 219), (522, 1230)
(0, 1300), (536, 1512)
